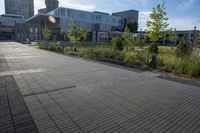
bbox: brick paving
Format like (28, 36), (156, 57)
(0, 42), (200, 133)
(0, 59), (38, 133)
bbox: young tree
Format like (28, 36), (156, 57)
(122, 26), (133, 51)
(168, 28), (178, 49)
(67, 20), (88, 43)
(42, 27), (51, 44)
(80, 29), (88, 44)
(137, 38), (146, 49)
(146, 2), (169, 68)
(67, 20), (81, 42)
(176, 36), (192, 58)
(112, 37), (124, 51)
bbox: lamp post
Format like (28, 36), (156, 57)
(43, 15), (56, 41)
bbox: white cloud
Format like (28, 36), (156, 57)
(34, 0), (96, 14)
(34, 0), (45, 14)
(178, 0), (195, 10)
(138, 11), (200, 31)
(168, 17), (200, 30)
(139, 11), (151, 30)
(0, 0), (5, 14)
(139, 11), (151, 19)
(112, 0), (149, 5)
(60, 0), (96, 11)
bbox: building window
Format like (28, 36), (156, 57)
(92, 15), (95, 21)
(112, 19), (116, 23)
(35, 28), (38, 33)
(106, 17), (109, 22)
(30, 28), (33, 33)
(79, 13), (85, 19)
(67, 10), (74, 18)
(61, 9), (65, 16)
(96, 16), (102, 21)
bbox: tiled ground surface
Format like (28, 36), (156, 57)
(0, 42), (200, 133)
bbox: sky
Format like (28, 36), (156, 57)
(0, 0), (200, 30)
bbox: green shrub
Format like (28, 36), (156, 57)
(134, 39), (145, 49)
(38, 44), (44, 49)
(123, 52), (136, 65)
(135, 50), (147, 66)
(64, 47), (72, 54)
(99, 48), (120, 59)
(112, 37), (124, 51)
(39, 44), (63, 52)
(195, 45), (200, 48)
(120, 50), (147, 67)
(176, 37), (192, 58)
(77, 47), (97, 59)
(54, 45), (63, 52)
(157, 55), (176, 72)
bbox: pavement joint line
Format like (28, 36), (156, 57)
(5, 86), (16, 133)
(0, 55), (39, 133)
(23, 85), (77, 97)
(0, 68), (48, 76)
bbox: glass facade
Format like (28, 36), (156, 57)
(0, 14), (25, 26)
(48, 7), (124, 32)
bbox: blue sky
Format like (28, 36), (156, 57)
(0, 0), (199, 30)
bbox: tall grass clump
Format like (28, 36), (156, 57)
(175, 56), (200, 77)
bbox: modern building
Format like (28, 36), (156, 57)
(15, 23), (41, 42)
(38, 8), (47, 14)
(38, 0), (59, 14)
(46, 0), (59, 12)
(138, 30), (200, 45)
(0, 14), (25, 26)
(112, 10), (139, 32)
(0, 14), (25, 40)
(4, 0), (34, 19)
(0, 25), (15, 40)
(25, 7), (135, 42)
(163, 30), (200, 45)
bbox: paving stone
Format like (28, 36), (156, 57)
(0, 53), (39, 133)
(1, 42), (200, 133)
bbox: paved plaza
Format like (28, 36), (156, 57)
(0, 42), (200, 133)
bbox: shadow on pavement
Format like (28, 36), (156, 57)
(157, 75), (200, 88)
